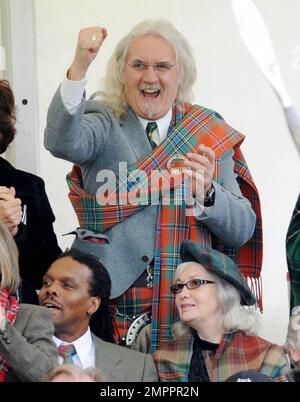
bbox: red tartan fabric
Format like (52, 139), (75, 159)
(0, 289), (19, 382)
(153, 330), (288, 382)
(110, 287), (152, 344)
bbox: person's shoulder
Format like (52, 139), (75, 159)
(85, 99), (129, 126)
(93, 336), (150, 360)
(18, 303), (51, 320)
(238, 332), (284, 353)
(13, 304), (51, 331)
(8, 167), (45, 191)
(191, 103), (225, 120)
(0, 156), (13, 171)
(16, 169), (44, 184)
(0, 157), (45, 190)
(85, 98), (115, 117)
(153, 334), (193, 360)
(19, 303), (47, 312)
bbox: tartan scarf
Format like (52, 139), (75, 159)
(0, 289), (19, 382)
(66, 103), (262, 351)
(286, 193), (300, 312)
(153, 330), (288, 382)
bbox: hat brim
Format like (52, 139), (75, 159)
(180, 241), (256, 306)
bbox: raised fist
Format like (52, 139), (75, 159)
(0, 186), (22, 236)
(68, 26), (108, 80)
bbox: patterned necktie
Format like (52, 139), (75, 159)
(146, 122), (158, 149)
(58, 344), (77, 364)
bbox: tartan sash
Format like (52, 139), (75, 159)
(0, 289), (19, 382)
(67, 104), (263, 351)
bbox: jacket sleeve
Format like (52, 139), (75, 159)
(196, 148), (256, 247)
(44, 86), (111, 165)
(0, 305), (58, 382)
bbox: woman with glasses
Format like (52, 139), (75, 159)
(152, 240), (288, 382)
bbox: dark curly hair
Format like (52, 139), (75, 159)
(56, 248), (115, 344)
(0, 80), (16, 154)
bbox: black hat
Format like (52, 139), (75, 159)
(180, 240), (256, 306)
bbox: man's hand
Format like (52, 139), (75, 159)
(184, 144), (215, 199)
(0, 186), (22, 236)
(68, 26), (108, 80)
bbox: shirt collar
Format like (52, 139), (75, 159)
(53, 327), (93, 366)
(137, 108), (172, 140)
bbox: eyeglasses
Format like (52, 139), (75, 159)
(127, 61), (176, 73)
(170, 279), (215, 294)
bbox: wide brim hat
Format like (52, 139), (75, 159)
(180, 240), (256, 306)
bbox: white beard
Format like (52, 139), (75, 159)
(142, 101), (156, 119)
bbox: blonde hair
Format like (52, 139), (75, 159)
(0, 221), (20, 293)
(285, 306), (300, 352)
(172, 262), (259, 339)
(96, 19), (197, 117)
(44, 364), (106, 382)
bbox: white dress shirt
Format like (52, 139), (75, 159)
(60, 76), (87, 114)
(53, 327), (96, 369)
(136, 110), (172, 146)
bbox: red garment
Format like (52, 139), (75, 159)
(0, 289), (19, 382)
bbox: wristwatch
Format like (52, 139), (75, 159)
(204, 185), (215, 207)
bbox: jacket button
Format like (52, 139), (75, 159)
(142, 255), (149, 262)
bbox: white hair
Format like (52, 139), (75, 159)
(95, 19), (197, 117)
(172, 262), (259, 339)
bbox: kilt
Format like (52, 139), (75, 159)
(110, 286), (152, 345)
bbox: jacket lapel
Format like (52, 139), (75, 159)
(120, 108), (153, 161)
(93, 335), (123, 381)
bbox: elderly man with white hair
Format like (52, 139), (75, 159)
(45, 19), (261, 352)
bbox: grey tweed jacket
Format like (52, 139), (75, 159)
(0, 304), (58, 382)
(45, 88), (256, 298)
(92, 334), (158, 382)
